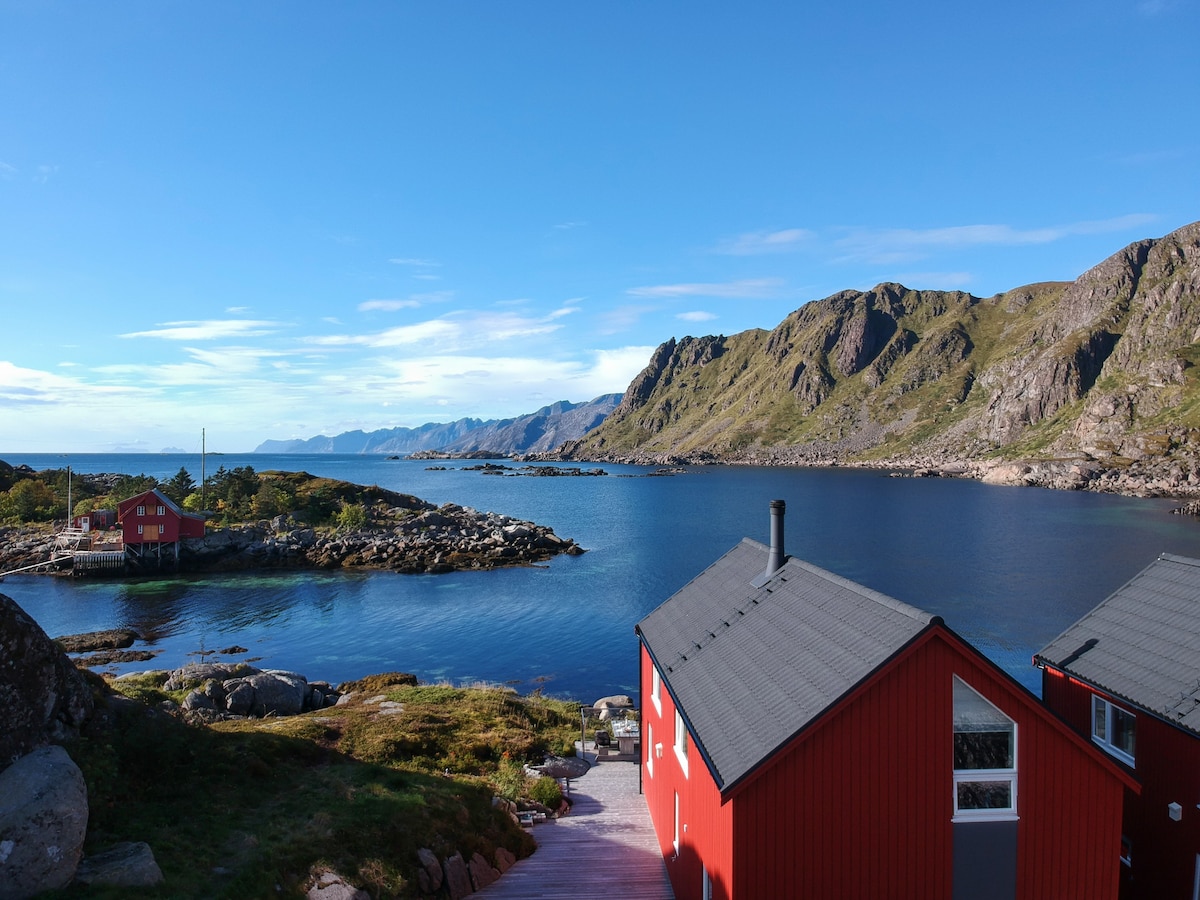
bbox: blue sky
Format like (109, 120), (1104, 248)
(1, 1), (1197, 453)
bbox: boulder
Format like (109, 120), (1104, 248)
(306, 871), (370, 900)
(442, 852), (473, 900)
(0, 745), (89, 899)
(592, 694), (635, 720)
(0, 592), (94, 766)
(74, 841), (164, 888)
(223, 680), (257, 716)
(416, 847), (443, 893)
(468, 851), (500, 891)
(494, 846), (516, 873)
(247, 671), (307, 717)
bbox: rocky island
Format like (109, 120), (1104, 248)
(0, 466), (583, 578)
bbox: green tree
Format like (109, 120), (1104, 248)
(336, 502), (367, 530)
(162, 467), (196, 504)
(0, 479), (62, 523)
(251, 484), (289, 519)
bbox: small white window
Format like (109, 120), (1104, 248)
(646, 722), (654, 776)
(156, 505), (165, 516)
(136, 505), (145, 516)
(674, 709), (689, 777)
(953, 676), (1018, 822)
(1092, 695), (1136, 766)
(137, 524), (144, 535)
(651, 666), (662, 715)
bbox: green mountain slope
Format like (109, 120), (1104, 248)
(561, 221), (1200, 489)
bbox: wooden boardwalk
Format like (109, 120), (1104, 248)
(477, 760), (674, 899)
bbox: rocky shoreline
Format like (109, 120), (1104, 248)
(0, 502), (583, 578)
(537, 445), (1200, 500)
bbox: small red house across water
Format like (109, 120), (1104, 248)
(116, 487), (205, 568)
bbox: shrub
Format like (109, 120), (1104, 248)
(529, 776), (562, 809)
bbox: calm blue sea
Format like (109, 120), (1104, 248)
(3, 452), (1199, 700)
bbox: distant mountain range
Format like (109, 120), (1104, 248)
(254, 394), (622, 456)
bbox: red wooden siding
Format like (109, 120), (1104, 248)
(117, 489), (205, 544)
(641, 646), (735, 900)
(643, 630), (1129, 900)
(1042, 666), (1200, 899)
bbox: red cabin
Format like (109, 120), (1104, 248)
(1036, 553), (1200, 899)
(116, 488), (205, 568)
(636, 500), (1136, 900)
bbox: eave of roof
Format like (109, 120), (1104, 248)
(1034, 553), (1200, 737)
(636, 539), (936, 793)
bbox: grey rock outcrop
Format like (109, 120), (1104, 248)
(74, 841), (164, 889)
(0, 745), (89, 900)
(306, 871), (370, 900)
(177, 504), (581, 574)
(0, 592), (94, 766)
(161, 662), (337, 721)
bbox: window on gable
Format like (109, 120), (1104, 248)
(1092, 695), (1136, 766)
(674, 709), (689, 777)
(651, 666), (662, 716)
(953, 676), (1017, 821)
(156, 505), (165, 516)
(136, 505), (145, 517)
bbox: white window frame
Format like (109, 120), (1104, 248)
(137, 524), (144, 535)
(673, 791), (680, 853)
(646, 722), (654, 777)
(156, 504), (165, 516)
(135, 505), (145, 516)
(674, 709), (689, 777)
(650, 666), (662, 716)
(1092, 695), (1136, 766)
(952, 676), (1018, 823)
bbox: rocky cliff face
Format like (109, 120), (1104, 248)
(561, 221), (1200, 492)
(1, 592), (94, 767)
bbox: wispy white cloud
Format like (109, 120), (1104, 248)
(553, 221), (587, 230)
(1137, 0), (1178, 14)
(0, 161), (16, 179)
(678, 310), (718, 322)
(359, 299), (422, 312)
(0, 360), (140, 406)
(120, 320), (281, 341)
(311, 309), (566, 352)
(389, 257), (441, 267)
(714, 228), (814, 255)
(597, 305), (657, 335)
(831, 214), (1159, 265)
(34, 164), (58, 184)
(627, 278), (784, 299)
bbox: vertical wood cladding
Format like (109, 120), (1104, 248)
(644, 632), (1127, 900)
(1042, 665), (1200, 899)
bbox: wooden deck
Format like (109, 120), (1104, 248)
(477, 760), (674, 899)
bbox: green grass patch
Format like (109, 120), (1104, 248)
(60, 679), (580, 898)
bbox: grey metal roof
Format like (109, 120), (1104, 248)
(1035, 553), (1200, 736)
(636, 538), (936, 793)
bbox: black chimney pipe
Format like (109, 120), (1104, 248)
(766, 499), (785, 577)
